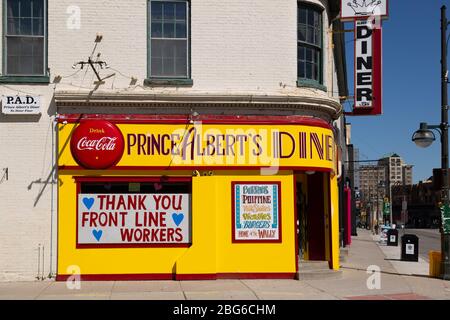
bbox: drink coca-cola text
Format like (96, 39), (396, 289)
(77, 136), (117, 151)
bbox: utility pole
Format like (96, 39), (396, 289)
(376, 186), (379, 228)
(389, 180), (393, 225)
(412, 6), (450, 280)
(440, 5), (450, 280)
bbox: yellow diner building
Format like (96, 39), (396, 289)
(56, 114), (342, 280)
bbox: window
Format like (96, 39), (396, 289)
(2, 0), (47, 81)
(297, 4), (323, 86)
(148, 0), (190, 82)
(76, 177), (192, 248)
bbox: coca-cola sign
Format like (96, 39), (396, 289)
(70, 120), (124, 169)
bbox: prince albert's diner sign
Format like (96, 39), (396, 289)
(67, 120), (336, 170)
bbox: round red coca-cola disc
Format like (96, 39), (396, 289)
(70, 120), (125, 169)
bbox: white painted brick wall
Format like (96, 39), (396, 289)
(0, 0), (343, 280)
(0, 87), (56, 281)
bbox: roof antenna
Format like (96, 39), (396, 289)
(71, 33), (115, 84)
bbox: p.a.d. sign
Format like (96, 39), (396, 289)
(1, 95), (41, 114)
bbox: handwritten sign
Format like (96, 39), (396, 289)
(77, 193), (190, 246)
(232, 182), (281, 242)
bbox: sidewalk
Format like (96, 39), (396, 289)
(375, 234), (428, 276)
(0, 229), (449, 300)
(298, 229), (448, 300)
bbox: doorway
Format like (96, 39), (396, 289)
(306, 172), (326, 260)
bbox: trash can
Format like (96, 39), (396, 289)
(429, 251), (442, 278)
(387, 229), (399, 246)
(401, 234), (419, 262)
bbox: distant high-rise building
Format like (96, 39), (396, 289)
(354, 148), (360, 190)
(378, 154), (413, 188)
(359, 164), (386, 203)
(402, 165), (414, 186)
(358, 154), (413, 224)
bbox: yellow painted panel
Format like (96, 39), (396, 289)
(214, 171), (296, 274)
(57, 170), (296, 276)
(174, 175), (217, 275)
(330, 174), (340, 270)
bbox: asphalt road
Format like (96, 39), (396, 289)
(401, 228), (441, 261)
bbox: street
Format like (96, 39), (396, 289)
(402, 229), (441, 261)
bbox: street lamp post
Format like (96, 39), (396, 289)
(389, 180), (393, 225)
(412, 5), (450, 280)
(377, 181), (384, 226)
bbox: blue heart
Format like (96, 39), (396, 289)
(83, 197), (95, 210)
(172, 213), (184, 227)
(92, 229), (103, 241)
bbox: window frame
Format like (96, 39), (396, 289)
(297, 2), (325, 91)
(145, 0), (192, 86)
(0, 0), (49, 83)
(74, 176), (193, 249)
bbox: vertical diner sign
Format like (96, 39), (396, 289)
(340, 0), (388, 116)
(233, 182), (281, 242)
(353, 18), (382, 115)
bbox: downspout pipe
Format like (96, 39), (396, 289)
(49, 116), (57, 279)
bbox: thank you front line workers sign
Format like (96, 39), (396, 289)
(77, 193), (191, 247)
(232, 182), (281, 243)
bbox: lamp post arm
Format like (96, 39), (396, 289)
(422, 124), (448, 137)
(428, 124), (443, 130)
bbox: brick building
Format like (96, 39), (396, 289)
(392, 179), (441, 228)
(0, 0), (348, 281)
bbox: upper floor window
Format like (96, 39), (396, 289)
(3, 0), (46, 77)
(148, 0), (189, 79)
(297, 4), (322, 84)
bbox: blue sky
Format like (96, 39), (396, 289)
(343, 0), (446, 183)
